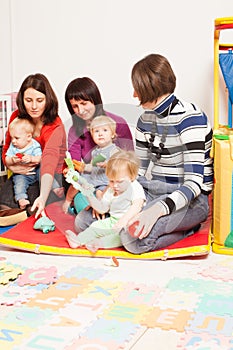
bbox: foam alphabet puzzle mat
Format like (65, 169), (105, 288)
(0, 201), (212, 260)
(0, 251), (233, 349)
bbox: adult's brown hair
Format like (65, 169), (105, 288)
(131, 54), (176, 105)
(16, 73), (58, 124)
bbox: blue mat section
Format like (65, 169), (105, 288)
(0, 225), (14, 235)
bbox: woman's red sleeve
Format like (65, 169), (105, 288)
(39, 122), (67, 176)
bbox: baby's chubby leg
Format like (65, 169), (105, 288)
(65, 224), (100, 249)
(65, 229), (100, 252)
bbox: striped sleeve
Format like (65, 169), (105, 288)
(135, 116), (151, 176)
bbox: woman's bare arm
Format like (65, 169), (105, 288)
(5, 157), (36, 175)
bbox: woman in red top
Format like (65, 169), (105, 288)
(1, 73), (67, 218)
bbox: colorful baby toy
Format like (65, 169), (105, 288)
(64, 154), (95, 198)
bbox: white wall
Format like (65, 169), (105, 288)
(0, 0), (233, 130)
(0, 1), (12, 93)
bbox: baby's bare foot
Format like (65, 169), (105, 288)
(85, 240), (100, 253)
(65, 230), (81, 249)
(18, 198), (30, 209)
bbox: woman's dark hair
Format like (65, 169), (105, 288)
(16, 73), (58, 124)
(65, 77), (105, 137)
(131, 54), (176, 105)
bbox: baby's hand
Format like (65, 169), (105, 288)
(96, 161), (107, 168)
(21, 154), (32, 163)
(63, 167), (69, 177)
(113, 219), (128, 233)
(62, 200), (71, 214)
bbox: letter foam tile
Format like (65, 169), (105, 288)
(141, 306), (193, 332)
(17, 266), (57, 286)
(26, 276), (92, 310)
(153, 290), (200, 312)
(0, 322), (33, 349)
(166, 277), (233, 296)
(48, 304), (99, 336)
(197, 294), (233, 316)
(0, 285), (39, 306)
(3, 306), (54, 328)
(82, 318), (141, 344)
(186, 312), (233, 336)
(0, 263), (23, 285)
(177, 332), (232, 349)
(81, 280), (124, 301)
(198, 265), (233, 281)
(115, 282), (162, 305)
(101, 302), (151, 324)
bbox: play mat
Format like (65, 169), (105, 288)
(0, 201), (211, 260)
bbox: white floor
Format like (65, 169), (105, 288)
(0, 246), (232, 350)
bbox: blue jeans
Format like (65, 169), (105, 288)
(12, 167), (40, 202)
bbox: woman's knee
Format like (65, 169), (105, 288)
(74, 209), (95, 232)
(120, 229), (147, 254)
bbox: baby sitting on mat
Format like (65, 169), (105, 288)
(65, 150), (146, 252)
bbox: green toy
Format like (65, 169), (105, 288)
(33, 216), (55, 234)
(92, 153), (106, 166)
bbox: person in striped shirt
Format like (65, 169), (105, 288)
(119, 53), (213, 254)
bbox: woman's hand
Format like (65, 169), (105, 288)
(127, 202), (167, 239)
(7, 163), (36, 175)
(91, 208), (105, 220)
(11, 155), (22, 164)
(31, 195), (46, 219)
(62, 199), (71, 214)
(31, 174), (53, 218)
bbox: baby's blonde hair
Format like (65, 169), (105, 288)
(9, 117), (35, 135)
(106, 150), (140, 181)
(90, 115), (117, 140)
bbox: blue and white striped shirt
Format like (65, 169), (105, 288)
(135, 94), (213, 214)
